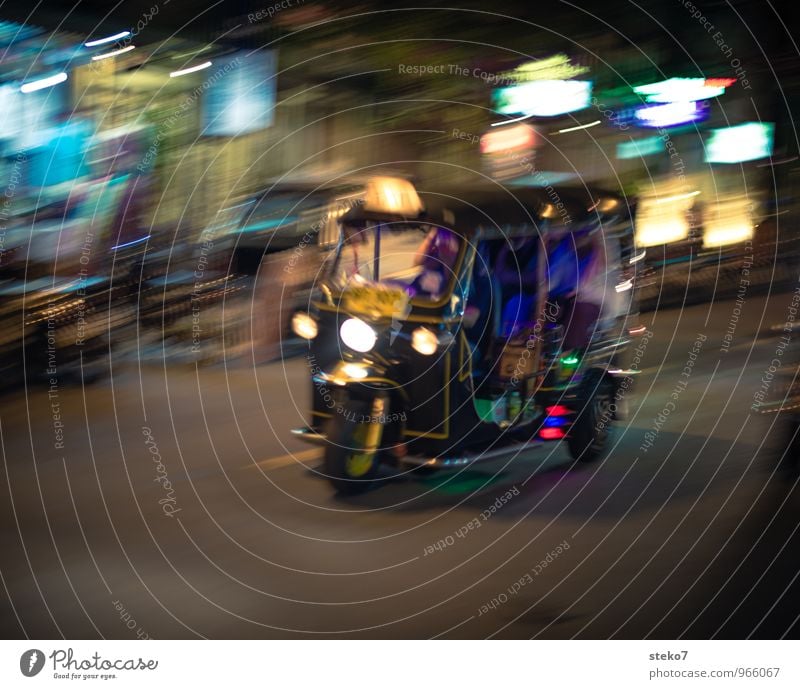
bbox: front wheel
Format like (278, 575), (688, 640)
(568, 376), (614, 463)
(324, 397), (386, 494)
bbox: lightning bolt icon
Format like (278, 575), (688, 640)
(28, 651), (38, 672)
(390, 296), (410, 345)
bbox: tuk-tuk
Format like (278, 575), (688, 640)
(291, 177), (642, 493)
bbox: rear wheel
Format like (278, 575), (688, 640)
(324, 398), (385, 494)
(567, 376), (614, 463)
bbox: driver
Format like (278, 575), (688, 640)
(411, 226), (460, 299)
(337, 224), (373, 285)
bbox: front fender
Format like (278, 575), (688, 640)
(313, 360), (408, 399)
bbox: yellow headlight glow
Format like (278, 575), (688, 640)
(291, 312), (318, 339)
(340, 318), (377, 352)
(411, 327), (438, 355)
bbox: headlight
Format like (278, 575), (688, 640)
(340, 318), (376, 352)
(291, 312), (318, 339)
(411, 327), (438, 355)
(341, 363), (368, 380)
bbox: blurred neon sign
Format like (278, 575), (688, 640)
(202, 50), (276, 135)
(635, 191), (699, 247)
(480, 123), (536, 154)
(634, 77), (736, 103)
(633, 100), (708, 128)
(616, 136), (665, 159)
(498, 54), (590, 82)
(703, 198), (754, 247)
(494, 80), (592, 117)
(705, 122), (774, 163)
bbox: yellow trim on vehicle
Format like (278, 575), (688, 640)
(458, 331), (472, 382)
(311, 301), (460, 325)
(357, 377), (402, 387)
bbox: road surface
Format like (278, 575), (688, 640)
(2, 290), (799, 639)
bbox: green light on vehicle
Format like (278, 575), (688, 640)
(560, 355), (579, 366)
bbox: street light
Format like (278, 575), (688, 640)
(169, 61), (212, 78)
(85, 31), (131, 47)
(91, 45), (135, 61)
(20, 72), (67, 93)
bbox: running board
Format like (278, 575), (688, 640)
(607, 368), (642, 377)
(293, 427), (545, 466)
(291, 427), (327, 446)
(402, 439), (545, 468)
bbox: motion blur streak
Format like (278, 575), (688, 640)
(0, 0), (798, 641)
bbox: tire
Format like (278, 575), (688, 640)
(324, 397), (385, 494)
(567, 375), (614, 463)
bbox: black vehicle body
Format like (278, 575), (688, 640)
(292, 180), (644, 493)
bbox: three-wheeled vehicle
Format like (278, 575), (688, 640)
(291, 177), (642, 493)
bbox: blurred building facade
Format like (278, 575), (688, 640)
(2, 1), (798, 245)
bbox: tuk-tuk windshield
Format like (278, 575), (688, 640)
(330, 223), (461, 301)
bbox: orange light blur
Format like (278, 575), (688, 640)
(480, 124), (537, 154)
(704, 78), (737, 88)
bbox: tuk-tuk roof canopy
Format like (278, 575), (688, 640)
(340, 182), (630, 238)
(417, 185), (631, 239)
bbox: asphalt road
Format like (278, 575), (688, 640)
(2, 289), (799, 639)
